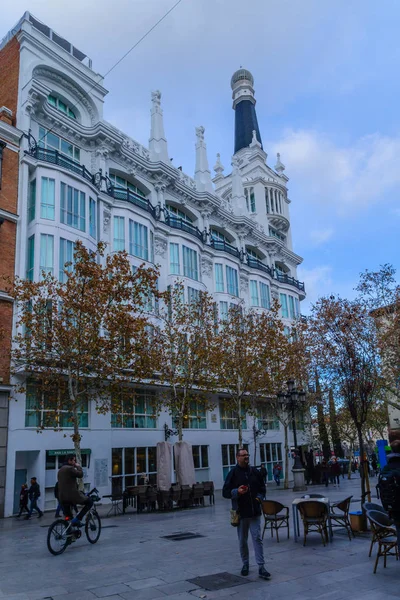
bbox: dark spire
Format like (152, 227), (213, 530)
(231, 68), (262, 154)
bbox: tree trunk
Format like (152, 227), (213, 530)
(72, 404), (84, 492)
(357, 426), (366, 506)
(284, 424), (289, 490)
(238, 396), (243, 448)
(178, 413), (183, 442)
(348, 442), (353, 480)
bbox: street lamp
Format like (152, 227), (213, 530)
(279, 379), (307, 491)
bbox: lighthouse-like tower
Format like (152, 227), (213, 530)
(231, 68), (263, 154)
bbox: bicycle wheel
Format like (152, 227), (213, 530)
(85, 510), (101, 544)
(47, 519), (70, 555)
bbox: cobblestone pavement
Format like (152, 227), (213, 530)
(1, 476), (399, 600)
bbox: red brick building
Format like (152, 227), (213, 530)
(0, 36), (22, 515)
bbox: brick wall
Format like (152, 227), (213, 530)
(0, 37), (20, 124)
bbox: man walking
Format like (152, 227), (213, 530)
(25, 477), (43, 519)
(379, 436), (400, 551)
(223, 449), (271, 580)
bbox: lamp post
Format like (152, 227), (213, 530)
(278, 378), (307, 491)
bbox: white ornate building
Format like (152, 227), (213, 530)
(1, 13), (306, 516)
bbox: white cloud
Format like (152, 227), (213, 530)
(298, 265), (333, 313)
(310, 228), (334, 245)
(270, 130), (400, 213)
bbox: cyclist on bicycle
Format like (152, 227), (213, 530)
(58, 454), (93, 527)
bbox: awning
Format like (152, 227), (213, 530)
(48, 448), (91, 456)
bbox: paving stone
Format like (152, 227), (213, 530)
(154, 581), (200, 595)
(126, 578), (166, 591)
(90, 583), (132, 597)
(120, 590), (168, 600)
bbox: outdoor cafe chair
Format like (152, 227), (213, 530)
(297, 500), (329, 547)
(203, 481), (215, 505)
(363, 502), (389, 515)
(261, 500), (289, 542)
(366, 510), (399, 573)
(192, 484), (205, 506)
(329, 496), (354, 541)
(170, 484), (181, 508)
(179, 485), (192, 508)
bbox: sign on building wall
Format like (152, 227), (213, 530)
(94, 458), (108, 488)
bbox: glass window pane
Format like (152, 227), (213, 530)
(125, 448), (135, 475)
(47, 132), (59, 149)
(136, 448), (146, 473)
(148, 447), (157, 472)
(201, 445), (208, 468)
(221, 445), (228, 466)
(112, 448), (123, 476)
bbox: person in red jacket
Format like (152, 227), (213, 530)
(330, 458), (341, 487)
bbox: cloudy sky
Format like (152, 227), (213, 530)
(2, 0), (400, 311)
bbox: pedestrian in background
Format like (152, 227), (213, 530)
(321, 459), (330, 487)
(25, 477), (43, 519)
(16, 483), (29, 517)
(330, 457), (341, 487)
(259, 463), (267, 486)
(273, 463), (282, 486)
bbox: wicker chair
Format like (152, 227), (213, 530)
(179, 485), (193, 508)
(261, 500), (289, 542)
(297, 501), (329, 547)
(329, 496), (354, 541)
(157, 489), (171, 511)
(170, 484), (181, 508)
(192, 484), (205, 507)
(363, 502), (389, 515)
(366, 510), (399, 573)
(203, 481), (215, 505)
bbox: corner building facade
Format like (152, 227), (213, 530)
(1, 14), (307, 516)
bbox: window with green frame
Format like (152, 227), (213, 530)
(28, 179), (36, 222)
(40, 177), (55, 220)
(129, 220), (148, 260)
(280, 293), (289, 318)
(39, 234), (54, 277)
(219, 401), (247, 430)
(183, 246), (198, 280)
(109, 174), (145, 197)
(25, 381), (88, 428)
(111, 389), (157, 428)
(48, 94), (77, 119)
(26, 235), (35, 281)
(166, 204), (192, 222)
(181, 400), (207, 429)
(59, 238), (75, 282)
(215, 263), (224, 292)
(169, 243), (180, 274)
(39, 126), (80, 162)
(221, 443), (249, 479)
(256, 405), (280, 430)
(60, 183), (86, 232)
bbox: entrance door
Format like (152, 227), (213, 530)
(13, 469), (27, 514)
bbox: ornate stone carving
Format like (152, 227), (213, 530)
(201, 257), (213, 278)
(103, 210), (111, 233)
(33, 67), (97, 125)
(151, 90), (162, 107)
(240, 275), (249, 293)
(154, 235), (168, 258)
(195, 125), (205, 141)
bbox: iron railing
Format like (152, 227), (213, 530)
(246, 257), (273, 277)
(165, 214), (204, 243)
(210, 238), (241, 259)
(29, 147), (93, 183)
(275, 271), (305, 292)
(109, 186), (157, 219)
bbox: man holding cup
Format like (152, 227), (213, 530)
(223, 448), (270, 580)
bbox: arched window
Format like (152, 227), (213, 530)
(109, 174), (146, 198)
(246, 248), (262, 260)
(275, 261), (289, 274)
(48, 94), (77, 119)
(210, 229), (230, 244)
(166, 204), (193, 223)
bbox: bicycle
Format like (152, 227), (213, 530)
(47, 488), (102, 555)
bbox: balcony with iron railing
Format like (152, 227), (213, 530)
(275, 271), (305, 292)
(246, 257), (273, 277)
(164, 213), (204, 243)
(210, 238), (241, 259)
(28, 146), (94, 183)
(25, 146), (305, 294)
(109, 186), (157, 219)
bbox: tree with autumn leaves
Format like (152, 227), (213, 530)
(152, 283), (218, 441)
(307, 295), (382, 501)
(8, 242), (159, 466)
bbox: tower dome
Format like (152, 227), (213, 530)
(231, 68), (254, 89)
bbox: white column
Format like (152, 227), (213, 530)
(194, 126), (213, 193)
(149, 90), (169, 164)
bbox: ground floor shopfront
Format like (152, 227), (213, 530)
(4, 394), (309, 517)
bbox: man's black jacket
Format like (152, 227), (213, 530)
(28, 482), (41, 500)
(381, 452), (400, 521)
(223, 464), (266, 518)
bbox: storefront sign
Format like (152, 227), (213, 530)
(48, 448), (91, 456)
